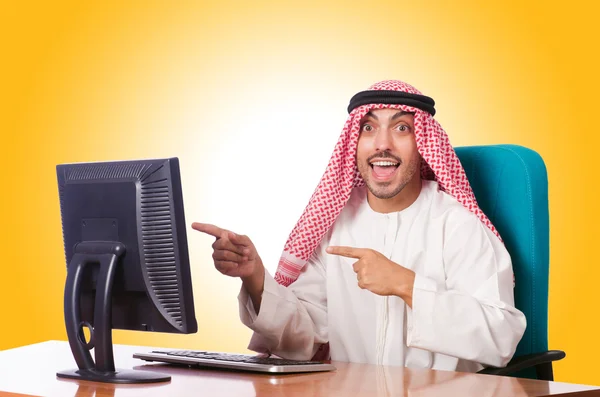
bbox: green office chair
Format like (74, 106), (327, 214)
(454, 144), (565, 381)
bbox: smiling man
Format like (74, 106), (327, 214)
(193, 80), (526, 373)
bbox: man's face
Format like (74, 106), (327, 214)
(356, 108), (421, 199)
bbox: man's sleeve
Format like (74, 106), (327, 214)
(406, 213), (527, 368)
(237, 252), (328, 361)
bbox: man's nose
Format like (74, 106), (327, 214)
(373, 129), (393, 151)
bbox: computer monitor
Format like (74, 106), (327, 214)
(55, 157), (197, 384)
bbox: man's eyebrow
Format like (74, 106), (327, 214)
(362, 110), (412, 122)
(364, 111), (378, 121)
(391, 111), (412, 121)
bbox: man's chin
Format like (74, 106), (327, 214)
(366, 182), (403, 200)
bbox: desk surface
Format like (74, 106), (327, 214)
(0, 341), (597, 397)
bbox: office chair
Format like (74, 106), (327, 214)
(454, 144), (565, 381)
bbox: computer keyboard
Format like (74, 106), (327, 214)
(152, 350), (319, 365)
(133, 349), (337, 373)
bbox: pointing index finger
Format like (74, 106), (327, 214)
(191, 222), (228, 238)
(326, 246), (368, 259)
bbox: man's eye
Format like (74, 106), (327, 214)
(361, 124), (373, 132)
(397, 125), (410, 132)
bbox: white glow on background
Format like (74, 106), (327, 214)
(182, 80), (349, 277)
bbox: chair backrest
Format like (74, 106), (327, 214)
(454, 144), (550, 359)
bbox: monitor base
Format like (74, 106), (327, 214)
(57, 368), (171, 384)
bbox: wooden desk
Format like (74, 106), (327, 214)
(0, 341), (597, 397)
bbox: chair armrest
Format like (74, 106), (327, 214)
(477, 350), (565, 377)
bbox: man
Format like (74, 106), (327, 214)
(193, 80), (526, 372)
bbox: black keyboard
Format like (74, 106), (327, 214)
(151, 350), (320, 366)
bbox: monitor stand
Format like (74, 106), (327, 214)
(56, 241), (170, 384)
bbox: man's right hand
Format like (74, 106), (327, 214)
(192, 222), (265, 312)
(191, 222), (263, 278)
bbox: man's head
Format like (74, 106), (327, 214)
(356, 108), (422, 200)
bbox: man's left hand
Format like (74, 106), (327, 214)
(326, 246), (415, 307)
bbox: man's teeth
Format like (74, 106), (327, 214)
(371, 161), (398, 167)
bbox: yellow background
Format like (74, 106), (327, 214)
(1, 0), (598, 386)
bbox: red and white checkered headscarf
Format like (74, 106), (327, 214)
(274, 80), (501, 287)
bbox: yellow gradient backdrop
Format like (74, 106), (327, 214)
(1, 0), (598, 385)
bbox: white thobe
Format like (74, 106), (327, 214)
(238, 180), (527, 372)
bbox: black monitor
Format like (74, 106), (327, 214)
(55, 157), (197, 384)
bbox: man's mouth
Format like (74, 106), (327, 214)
(369, 159), (400, 181)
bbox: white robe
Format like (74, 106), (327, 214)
(238, 180), (527, 372)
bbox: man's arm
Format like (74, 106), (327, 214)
(241, 263), (266, 315)
(327, 215), (526, 368)
(238, 255), (328, 361)
(193, 222), (328, 360)
(405, 216), (527, 368)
